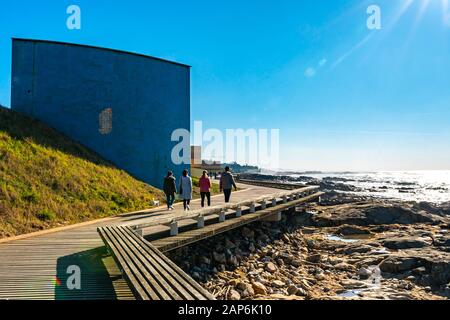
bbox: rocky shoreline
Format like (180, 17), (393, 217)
(168, 194), (450, 300)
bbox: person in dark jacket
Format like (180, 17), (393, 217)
(163, 171), (177, 210)
(219, 166), (237, 203)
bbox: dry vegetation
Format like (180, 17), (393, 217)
(0, 106), (164, 238)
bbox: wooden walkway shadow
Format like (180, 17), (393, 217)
(55, 247), (120, 300)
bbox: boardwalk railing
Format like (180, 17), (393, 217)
(97, 184), (323, 300)
(133, 186), (321, 235)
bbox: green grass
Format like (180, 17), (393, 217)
(0, 107), (164, 239)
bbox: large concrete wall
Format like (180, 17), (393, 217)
(11, 39), (190, 188)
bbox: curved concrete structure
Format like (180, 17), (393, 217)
(11, 38), (190, 188)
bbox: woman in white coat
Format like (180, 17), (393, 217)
(179, 169), (193, 211)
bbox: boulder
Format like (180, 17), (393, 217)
(337, 225), (372, 236)
(434, 236), (450, 247)
(226, 255), (239, 267)
(241, 227), (255, 238)
(235, 282), (255, 297)
(272, 280), (285, 288)
(252, 282), (268, 295)
(287, 285), (307, 296)
(314, 203), (443, 227)
(199, 256), (211, 265)
(228, 289), (241, 300)
(358, 267), (373, 280)
(379, 257), (421, 273)
(307, 253), (322, 263)
(430, 262), (450, 286)
(315, 273), (326, 281)
(265, 262), (277, 273)
(290, 259), (302, 267)
(213, 252), (226, 264)
(225, 238), (236, 249)
(341, 244), (374, 255)
(382, 237), (431, 250)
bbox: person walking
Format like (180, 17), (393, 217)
(220, 166), (237, 203)
(163, 171), (177, 210)
(179, 169), (193, 211)
(199, 170), (212, 207)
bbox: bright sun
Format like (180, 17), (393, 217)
(389, 0), (450, 29)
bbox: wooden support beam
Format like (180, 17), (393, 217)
(261, 212), (281, 222)
(170, 221), (178, 236)
(219, 210), (226, 222)
(153, 192), (325, 253)
(197, 215), (205, 228)
(134, 186), (320, 230)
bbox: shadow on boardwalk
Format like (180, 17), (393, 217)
(55, 247), (118, 300)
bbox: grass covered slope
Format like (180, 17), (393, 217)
(0, 107), (164, 239)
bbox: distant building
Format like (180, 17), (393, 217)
(11, 38), (191, 188)
(190, 146), (223, 178)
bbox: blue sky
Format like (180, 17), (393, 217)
(1, 0), (450, 171)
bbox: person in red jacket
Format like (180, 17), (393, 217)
(199, 170), (212, 207)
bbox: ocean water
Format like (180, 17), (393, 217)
(287, 171), (450, 204)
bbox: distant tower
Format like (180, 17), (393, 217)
(11, 39), (191, 188)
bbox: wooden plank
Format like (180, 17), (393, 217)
(117, 227), (198, 300)
(98, 227), (152, 300)
(110, 227), (183, 300)
(122, 227), (214, 300)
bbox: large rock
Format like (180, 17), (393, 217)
(265, 262), (277, 273)
(382, 237), (431, 250)
(228, 289), (241, 300)
(314, 203), (443, 227)
(307, 253), (322, 263)
(213, 252), (226, 264)
(337, 225), (372, 236)
(272, 280), (285, 288)
(252, 282), (268, 295)
(340, 244), (375, 255)
(358, 267), (373, 279)
(287, 285), (307, 296)
(434, 236), (450, 247)
(241, 227), (255, 238)
(379, 257), (421, 273)
(378, 249), (450, 285)
(430, 262), (450, 286)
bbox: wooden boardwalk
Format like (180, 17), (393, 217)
(0, 184), (296, 300)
